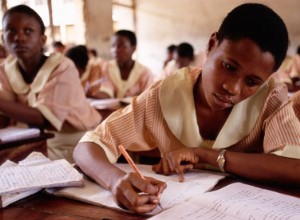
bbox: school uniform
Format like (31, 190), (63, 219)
(99, 60), (154, 98)
(80, 67), (300, 164)
(0, 53), (101, 162)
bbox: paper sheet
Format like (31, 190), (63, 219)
(0, 127), (40, 144)
(47, 163), (226, 215)
(150, 182), (300, 219)
(0, 152), (83, 195)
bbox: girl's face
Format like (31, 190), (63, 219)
(2, 12), (46, 61)
(111, 35), (135, 65)
(201, 33), (275, 111)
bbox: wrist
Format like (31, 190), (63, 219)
(216, 149), (227, 173)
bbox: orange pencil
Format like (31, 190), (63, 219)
(118, 145), (146, 180)
(118, 145), (163, 209)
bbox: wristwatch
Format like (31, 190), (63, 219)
(216, 149), (227, 173)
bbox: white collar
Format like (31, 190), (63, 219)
(4, 53), (64, 95)
(159, 67), (269, 149)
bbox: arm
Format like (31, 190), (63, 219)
(159, 147), (300, 186)
(0, 114), (9, 128)
(0, 98), (47, 127)
(155, 83), (300, 186)
(73, 141), (166, 214)
(89, 91), (111, 99)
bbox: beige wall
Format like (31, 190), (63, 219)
(133, 0), (300, 76)
(84, 0), (113, 59)
(84, 0), (300, 77)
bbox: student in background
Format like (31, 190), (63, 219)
(91, 30), (154, 99)
(74, 3), (300, 213)
(163, 42), (195, 78)
(0, 44), (7, 59)
(0, 5), (101, 162)
(52, 41), (66, 54)
(288, 46), (300, 94)
(65, 45), (103, 96)
(88, 48), (104, 66)
(162, 44), (177, 69)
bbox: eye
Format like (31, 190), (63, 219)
(24, 28), (33, 35)
(223, 61), (236, 72)
(245, 77), (261, 87)
(5, 28), (16, 34)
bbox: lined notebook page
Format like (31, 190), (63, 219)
(0, 152), (84, 195)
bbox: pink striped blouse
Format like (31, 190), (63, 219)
(80, 67), (300, 163)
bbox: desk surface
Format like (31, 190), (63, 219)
(1, 191), (147, 220)
(0, 132), (54, 165)
(1, 177), (299, 220)
(0, 132), (54, 149)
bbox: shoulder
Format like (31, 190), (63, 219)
(47, 53), (79, 79)
(50, 53), (76, 71)
(262, 78), (290, 113)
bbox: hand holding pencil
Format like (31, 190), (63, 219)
(118, 145), (166, 212)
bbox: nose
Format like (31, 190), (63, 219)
(222, 79), (241, 96)
(14, 31), (26, 42)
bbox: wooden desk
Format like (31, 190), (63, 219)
(0, 133), (54, 164)
(1, 176), (299, 220)
(1, 191), (148, 220)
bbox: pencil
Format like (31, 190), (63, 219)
(118, 145), (163, 209)
(118, 145), (145, 180)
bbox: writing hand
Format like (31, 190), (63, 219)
(111, 172), (166, 214)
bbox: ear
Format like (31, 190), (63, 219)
(207, 32), (219, 54)
(41, 34), (47, 46)
(131, 45), (136, 52)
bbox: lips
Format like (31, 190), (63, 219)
(13, 45), (28, 53)
(214, 94), (234, 108)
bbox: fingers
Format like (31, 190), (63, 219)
(112, 173), (166, 214)
(151, 158), (173, 175)
(116, 190), (159, 214)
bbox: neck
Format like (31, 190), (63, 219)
(18, 54), (47, 83)
(118, 59), (134, 69)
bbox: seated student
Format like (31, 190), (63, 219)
(162, 44), (177, 69)
(288, 46), (300, 94)
(88, 48), (104, 66)
(73, 3), (300, 214)
(0, 5), (101, 162)
(91, 30), (154, 99)
(0, 44), (7, 59)
(52, 41), (66, 54)
(163, 42), (195, 78)
(65, 45), (103, 96)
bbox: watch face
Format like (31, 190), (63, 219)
(219, 158), (225, 166)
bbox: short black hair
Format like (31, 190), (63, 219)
(115, 30), (137, 46)
(65, 45), (89, 70)
(297, 46), (300, 56)
(52, 41), (65, 48)
(89, 48), (98, 57)
(176, 42), (194, 60)
(167, 44), (177, 53)
(217, 3), (288, 71)
(2, 4), (45, 35)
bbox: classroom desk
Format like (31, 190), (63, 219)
(0, 191), (148, 220)
(1, 176), (299, 220)
(0, 132), (54, 164)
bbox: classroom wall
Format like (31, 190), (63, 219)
(133, 0), (300, 77)
(84, 0), (113, 59)
(83, 0), (300, 77)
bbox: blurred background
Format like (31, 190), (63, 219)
(0, 0), (299, 77)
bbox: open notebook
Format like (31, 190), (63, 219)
(0, 152), (84, 208)
(46, 164), (227, 215)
